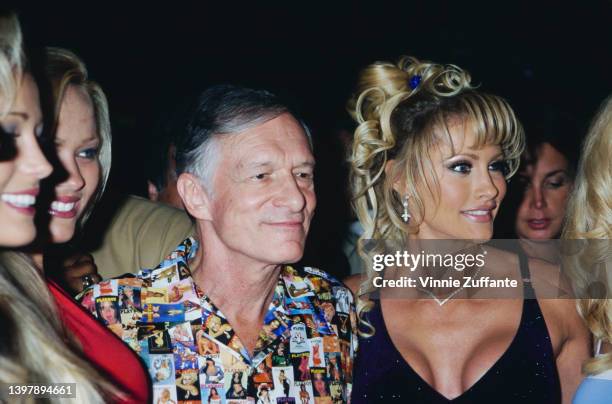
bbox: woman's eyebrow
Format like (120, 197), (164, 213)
(456, 152), (504, 160)
(55, 135), (99, 145)
(543, 169), (568, 179)
(8, 111), (28, 120)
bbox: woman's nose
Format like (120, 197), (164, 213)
(529, 185), (546, 209)
(19, 138), (53, 180)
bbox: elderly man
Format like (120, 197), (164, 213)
(79, 85), (357, 403)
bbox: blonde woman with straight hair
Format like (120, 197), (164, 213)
(30, 45), (112, 292)
(345, 55), (590, 403)
(564, 94), (612, 404)
(22, 47), (150, 402)
(0, 12), (118, 403)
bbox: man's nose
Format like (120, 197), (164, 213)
(274, 175), (306, 212)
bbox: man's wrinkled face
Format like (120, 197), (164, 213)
(208, 113), (316, 266)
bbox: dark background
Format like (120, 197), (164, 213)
(15, 1), (612, 277)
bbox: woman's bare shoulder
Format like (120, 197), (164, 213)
(486, 246), (589, 351)
(483, 245), (571, 295)
(528, 258), (590, 351)
(528, 257), (574, 298)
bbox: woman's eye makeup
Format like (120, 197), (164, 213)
(544, 174), (568, 189)
(0, 122), (18, 137)
(77, 147), (99, 159)
(447, 160), (472, 173)
(489, 160), (509, 175)
(446, 158), (509, 175)
(0, 127), (16, 160)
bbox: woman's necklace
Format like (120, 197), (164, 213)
(415, 264), (484, 306)
(415, 244), (487, 306)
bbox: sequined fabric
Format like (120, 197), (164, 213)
(351, 251), (561, 403)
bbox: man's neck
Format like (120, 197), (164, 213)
(193, 256), (281, 319)
(190, 227), (283, 353)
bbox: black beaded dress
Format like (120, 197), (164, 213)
(351, 252), (561, 403)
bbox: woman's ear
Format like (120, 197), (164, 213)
(176, 173), (212, 221)
(385, 159), (405, 195)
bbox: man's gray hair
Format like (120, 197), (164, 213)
(176, 84), (311, 192)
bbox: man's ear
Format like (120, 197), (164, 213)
(385, 159), (404, 195)
(176, 173), (212, 221)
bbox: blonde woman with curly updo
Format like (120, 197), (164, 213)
(563, 95), (612, 404)
(344, 56), (590, 403)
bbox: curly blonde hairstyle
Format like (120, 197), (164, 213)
(347, 56), (524, 333)
(563, 94), (612, 375)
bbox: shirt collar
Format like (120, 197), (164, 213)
(144, 239), (336, 364)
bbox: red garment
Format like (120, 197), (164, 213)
(48, 280), (150, 403)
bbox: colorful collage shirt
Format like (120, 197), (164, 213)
(78, 238), (358, 404)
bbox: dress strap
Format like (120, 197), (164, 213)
(595, 339), (603, 356)
(518, 250), (536, 299)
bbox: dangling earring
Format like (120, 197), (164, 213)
(401, 195), (411, 223)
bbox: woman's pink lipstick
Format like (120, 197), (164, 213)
(49, 196), (80, 219)
(527, 218), (551, 230)
(0, 189), (39, 215)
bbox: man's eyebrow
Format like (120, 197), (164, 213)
(241, 161), (273, 168)
(238, 160), (316, 169)
(236, 160), (273, 172)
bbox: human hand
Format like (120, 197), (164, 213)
(59, 252), (102, 295)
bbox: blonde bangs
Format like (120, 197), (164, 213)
(458, 93), (524, 178)
(348, 54), (525, 305)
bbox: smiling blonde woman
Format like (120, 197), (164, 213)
(345, 55), (590, 404)
(0, 12), (117, 403)
(564, 94), (612, 404)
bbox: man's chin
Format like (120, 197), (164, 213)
(280, 252), (305, 265)
(273, 242), (305, 265)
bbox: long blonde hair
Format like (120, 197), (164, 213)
(347, 56), (524, 333)
(44, 47), (111, 223)
(0, 13), (118, 403)
(0, 12), (22, 118)
(0, 252), (118, 403)
(563, 94), (612, 375)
